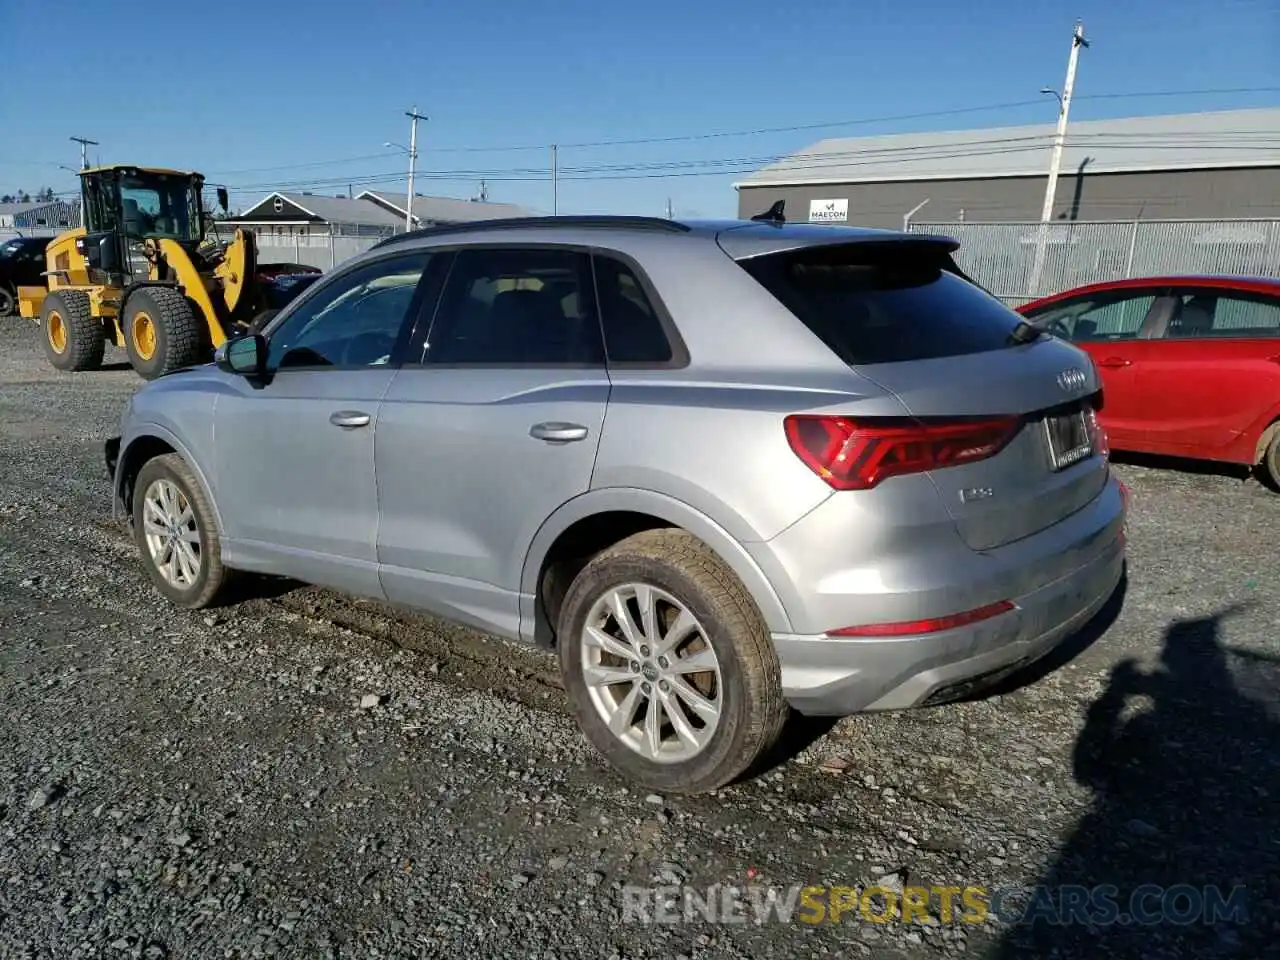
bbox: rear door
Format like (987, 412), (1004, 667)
(1137, 287), (1280, 457)
(374, 245), (611, 639)
(1020, 287), (1165, 450)
(737, 240), (1110, 552)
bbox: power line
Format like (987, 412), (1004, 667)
(10, 84), (1278, 191)
(413, 85), (1280, 153)
(209, 132), (1280, 193)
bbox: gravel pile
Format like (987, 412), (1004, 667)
(1, 320), (1276, 958)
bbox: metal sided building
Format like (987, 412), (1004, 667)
(733, 107), (1280, 230)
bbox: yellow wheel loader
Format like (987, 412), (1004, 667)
(17, 165), (268, 380)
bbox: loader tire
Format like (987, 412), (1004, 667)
(124, 287), (209, 380)
(41, 290), (105, 372)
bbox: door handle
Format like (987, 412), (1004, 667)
(1097, 357), (1132, 369)
(329, 410), (371, 429)
(530, 422), (589, 443)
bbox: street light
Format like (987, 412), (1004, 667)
(383, 105), (427, 233)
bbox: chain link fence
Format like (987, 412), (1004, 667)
(907, 219), (1280, 306)
(248, 224), (397, 271)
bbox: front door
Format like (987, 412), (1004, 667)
(375, 245), (611, 640)
(213, 248), (437, 595)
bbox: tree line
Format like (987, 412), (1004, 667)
(1, 188), (58, 204)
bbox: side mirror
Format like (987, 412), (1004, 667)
(215, 333), (267, 377)
(216, 187), (229, 212)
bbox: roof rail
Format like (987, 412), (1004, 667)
(370, 215), (691, 250)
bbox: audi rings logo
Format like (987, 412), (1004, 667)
(1057, 367), (1087, 393)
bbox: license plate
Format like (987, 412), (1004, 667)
(1043, 410), (1093, 471)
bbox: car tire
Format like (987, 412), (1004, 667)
(1259, 427), (1280, 492)
(557, 529), (789, 794)
(41, 290), (105, 372)
(132, 453), (230, 609)
(0, 285), (14, 316)
(123, 287), (208, 380)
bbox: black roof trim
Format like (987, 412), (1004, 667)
(370, 215), (691, 250)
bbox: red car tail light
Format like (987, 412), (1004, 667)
(828, 599), (1016, 638)
(784, 414), (1022, 490)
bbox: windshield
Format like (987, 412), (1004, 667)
(119, 175), (202, 242)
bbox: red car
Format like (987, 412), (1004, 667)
(1018, 276), (1280, 487)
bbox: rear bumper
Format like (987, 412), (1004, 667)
(770, 488), (1126, 716)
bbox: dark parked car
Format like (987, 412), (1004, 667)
(1018, 275), (1280, 486)
(0, 236), (49, 315)
(255, 262), (322, 280)
(261, 271), (323, 308)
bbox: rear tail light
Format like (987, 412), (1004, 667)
(784, 414), (1022, 490)
(828, 599), (1016, 638)
(1087, 405), (1110, 459)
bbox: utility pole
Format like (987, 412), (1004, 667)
(1029, 20), (1088, 295)
(550, 145), (559, 215)
(665, 197), (673, 219)
(69, 137), (97, 227)
(404, 107), (427, 232)
(70, 135), (98, 170)
(1040, 21), (1088, 224)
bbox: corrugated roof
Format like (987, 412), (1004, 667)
(735, 107), (1280, 188)
(359, 190), (531, 223)
(0, 200), (65, 215)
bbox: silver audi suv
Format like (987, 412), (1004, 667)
(105, 213), (1126, 793)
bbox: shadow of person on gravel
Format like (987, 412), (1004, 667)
(988, 606), (1280, 959)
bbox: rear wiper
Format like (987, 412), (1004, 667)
(1007, 319), (1044, 345)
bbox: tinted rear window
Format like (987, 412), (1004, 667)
(737, 243), (1023, 365)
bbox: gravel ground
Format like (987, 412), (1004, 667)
(1, 318), (1277, 959)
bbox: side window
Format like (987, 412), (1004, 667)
(423, 247), (603, 365)
(593, 255), (673, 364)
(1026, 293), (1155, 342)
(1164, 291), (1280, 339)
(266, 251), (432, 370)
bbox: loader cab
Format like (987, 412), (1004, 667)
(76, 165), (210, 282)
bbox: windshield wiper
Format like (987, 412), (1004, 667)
(1007, 319), (1044, 345)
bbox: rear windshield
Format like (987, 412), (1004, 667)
(737, 242), (1024, 365)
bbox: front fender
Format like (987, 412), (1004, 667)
(520, 486), (793, 634)
(114, 421), (224, 535)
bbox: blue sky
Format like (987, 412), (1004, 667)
(1, 0), (1276, 218)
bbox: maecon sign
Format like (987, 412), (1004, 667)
(808, 198), (848, 223)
